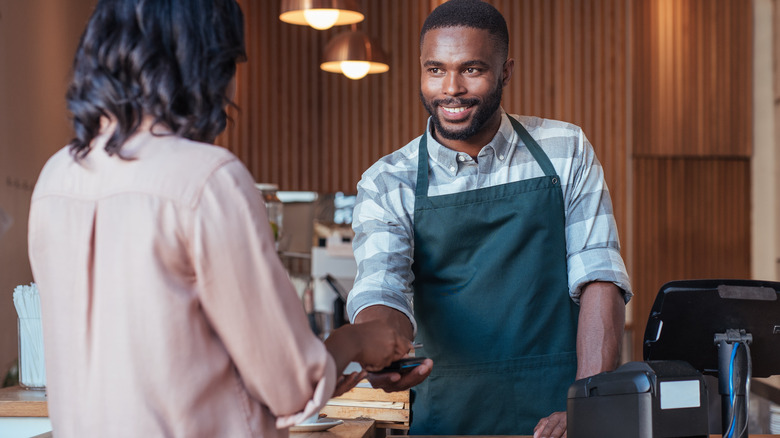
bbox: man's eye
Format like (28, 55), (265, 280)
(466, 68), (478, 74)
(429, 68), (441, 74)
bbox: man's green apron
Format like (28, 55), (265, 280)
(410, 116), (580, 435)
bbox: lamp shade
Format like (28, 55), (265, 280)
(320, 30), (389, 80)
(279, 0), (364, 30)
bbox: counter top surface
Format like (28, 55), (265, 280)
(291, 419), (374, 438)
(0, 385), (48, 417)
(27, 419), (376, 438)
(17, 420), (780, 438)
(4, 386), (777, 438)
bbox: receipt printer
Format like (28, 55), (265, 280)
(567, 361), (709, 438)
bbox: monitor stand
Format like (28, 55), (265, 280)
(715, 329), (752, 438)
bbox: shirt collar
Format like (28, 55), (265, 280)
(424, 109), (516, 175)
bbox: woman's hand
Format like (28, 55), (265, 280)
(365, 357), (433, 392)
(332, 370), (368, 397)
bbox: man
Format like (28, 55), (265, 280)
(346, 0), (632, 437)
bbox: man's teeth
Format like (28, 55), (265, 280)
(442, 106), (467, 113)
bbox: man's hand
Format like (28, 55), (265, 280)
(533, 411), (566, 438)
(365, 357), (433, 392)
(353, 305), (433, 391)
(324, 318), (410, 376)
(350, 320), (414, 371)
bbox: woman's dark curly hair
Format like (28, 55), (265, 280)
(66, 0), (246, 158)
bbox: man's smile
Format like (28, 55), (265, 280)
(438, 103), (476, 122)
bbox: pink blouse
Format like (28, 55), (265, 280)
(28, 129), (335, 437)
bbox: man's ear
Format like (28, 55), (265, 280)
(502, 58), (515, 86)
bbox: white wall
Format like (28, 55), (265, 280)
(776, 0), (780, 282)
(0, 0), (97, 378)
(752, 0), (780, 282)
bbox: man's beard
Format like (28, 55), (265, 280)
(420, 80), (504, 141)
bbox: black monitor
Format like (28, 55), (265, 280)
(643, 279), (780, 437)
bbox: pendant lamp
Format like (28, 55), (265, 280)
(279, 0), (364, 30)
(320, 29), (389, 80)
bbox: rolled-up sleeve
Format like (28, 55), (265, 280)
(563, 130), (632, 303)
(347, 167), (417, 334)
(190, 159), (336, 428)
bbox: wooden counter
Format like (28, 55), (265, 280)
(27, 419), (375, 438)
(0, 385), (48, 417)
(292, 419), (375, 438)
(0, 386), (52, 438)
(3, 384), (776, 438)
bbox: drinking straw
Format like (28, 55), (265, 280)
(12, 283), (46, 389)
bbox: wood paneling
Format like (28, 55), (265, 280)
(222, 0), (430, 195)
(633, 0), (753, 157)
(631, 157), (751, 356)
(492, 0), (629, 237)
(221, 0), (630, 242)
(222, 1), (755, 364)
(630, 0), (753, 360)
(222, 0), (633, 359)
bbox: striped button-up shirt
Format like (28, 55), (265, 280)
(347, 111), (632, 333)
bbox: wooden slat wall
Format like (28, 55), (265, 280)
(222, 0), (431, 195)
(221, 1), (755, 363)
(633, 0), (752, 158)
(631, 157), (751, 317)
(631, 0), (753, 360)
(492, 0), (629, 238)
(221, 0), (630, 242)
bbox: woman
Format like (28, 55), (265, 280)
(27, 1), (409, 436)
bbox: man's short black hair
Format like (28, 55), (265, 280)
(420, 0), (509, 59)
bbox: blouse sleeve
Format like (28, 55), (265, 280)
(190, 158), (336, 428)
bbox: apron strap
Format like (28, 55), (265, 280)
(415, 132), (431, 198)
(508, 116), (558, 178)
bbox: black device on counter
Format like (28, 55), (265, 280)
(568, 360), (709, 438)
(569, 279), (780, 438)
(642, 279), (780, 438)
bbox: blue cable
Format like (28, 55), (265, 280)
(726, 343), (739, 438)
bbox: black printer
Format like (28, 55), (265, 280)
(567, 360), (709, 438)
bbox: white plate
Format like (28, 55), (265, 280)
(290, 419), (343, 433)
